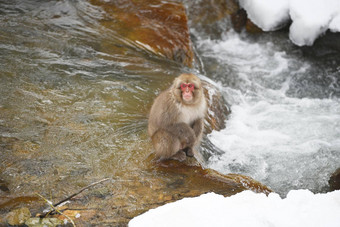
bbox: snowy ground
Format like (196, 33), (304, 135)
(239, 0), (340, 46)
(129, 190), (340, 227)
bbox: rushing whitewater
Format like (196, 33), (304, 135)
(197, 31), (340, 196)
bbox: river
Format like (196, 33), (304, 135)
(0, 0), (339, 223)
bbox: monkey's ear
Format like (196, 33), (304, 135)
(192, 81), (200, 89)
(173, 78), (181, 89)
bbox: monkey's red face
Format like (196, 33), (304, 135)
(180, 83), (195, 102)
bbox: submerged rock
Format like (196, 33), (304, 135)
(91, 0), (194, 67)
(25, 217), (63, 227)
(5, 207), (31, 226)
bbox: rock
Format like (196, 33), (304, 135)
(56, 209), (96, 222)
(90, 0), (194, 67)
(203, 81), (230, 134)
(245, 19), (263, 33)
(329, 168), (340, 191)
(231, 8), (262, 33)
(186, 0), (240, 39)
(188, 0), (239, 26)
(155, 159), (272, 195)
(25, 217), (63, 227)
(6, 207), (31, 226)
(0, 178), (9, 192)
(231, 9), (247, 32)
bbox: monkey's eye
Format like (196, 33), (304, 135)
(180, 83), (195, 91)
(180, 83), (187, 90)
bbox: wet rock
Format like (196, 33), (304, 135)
(185, 0), (240, 39)
(56, 209), (96, 222)
(25, 217), (63, 227)
(0, 178), (9, 192)
(91, 0), (194, 67)
(155, 159), (272, 195)
(329, 168), (340, 191)
(0, 196), (41, 211)
(203, 81), (230, 134)
(231, 9), (247, 32)
(188, 0), (239, 26)
(6, 207), (31, 226)
(245, 19), (263, 33)
(231, 8), (262, 33)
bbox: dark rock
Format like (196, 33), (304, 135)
(246, 19), (263, 33)
(231, 9), (247, 32)
(329, 168), (340, 191)
(0, 179), (9, 192)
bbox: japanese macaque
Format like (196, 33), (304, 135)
(148, 73), (207, 161)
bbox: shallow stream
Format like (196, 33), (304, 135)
(0, 0), (339, 222)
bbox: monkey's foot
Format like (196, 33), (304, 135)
(171, 150), (186, 162)
(183, 147), (194, 157)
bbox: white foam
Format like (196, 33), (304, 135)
(198, 30), (340, 195)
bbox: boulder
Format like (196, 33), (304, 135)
(90, 0), (194, 67)
(203, 81), (230, 134)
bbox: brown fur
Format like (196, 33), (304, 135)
(148, 73), (207, 161)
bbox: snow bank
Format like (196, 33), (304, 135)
(129, 190), (340, 227)
(239, 0), (340, 46)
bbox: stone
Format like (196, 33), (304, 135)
(231, 8), (247, 32)
(329, 168), (340, 191)
(203, 81), (230, 134)
(90, 0), (194, 67)
(25, 217), (63, 227)
(245, 19), (263, 33)
(6, 207), (31, 226)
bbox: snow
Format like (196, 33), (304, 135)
(239, 0), (340, 46)
(129, 190), (340, 227)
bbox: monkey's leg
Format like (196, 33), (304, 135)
(151, 129), (182, 160)
(167, 123), (196, 148)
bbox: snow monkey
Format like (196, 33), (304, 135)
(148, 73), (207, 161)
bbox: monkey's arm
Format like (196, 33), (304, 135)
(166, 123), (196, 148)
(191, 118), (204, 138)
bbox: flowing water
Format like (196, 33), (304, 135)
(194, 30), (340, 196)
(0, 1), (339, 221)
(0, 0), (186, 217)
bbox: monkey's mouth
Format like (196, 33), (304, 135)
(182, 92), (193, 101)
